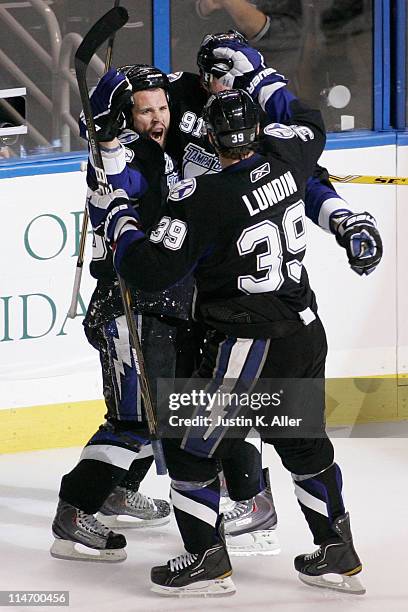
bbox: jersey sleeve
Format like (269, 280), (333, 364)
(262, 98), (326, 181)
(305, 165), (352, 232)
(249, 68), (295, 123)
(86, 131), (148, 199)
(113, 178), (217, 292)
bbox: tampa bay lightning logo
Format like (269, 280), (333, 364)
(119, 129), (139, 144)
(263, 123), (295, 139)
(169, 178), (197, 201)
(167, 71), (183, 82)
(124, 147), (135, 163)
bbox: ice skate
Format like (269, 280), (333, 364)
(50, 499), (127, 562)
(97, 486), (170, 528)
(295, 512), (365, 595)
(151, 543), (235, 597)
(224, 470), (280, 557)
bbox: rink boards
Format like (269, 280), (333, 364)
(0, 137), (407, 453)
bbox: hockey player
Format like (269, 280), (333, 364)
(87, 87), (368, 596)
(162, 29), (382, 556)
(51, 65), (185, 562)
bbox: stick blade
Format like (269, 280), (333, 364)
(75, 6), (128, 70)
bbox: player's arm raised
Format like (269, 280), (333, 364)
(79, 68), (148, 198)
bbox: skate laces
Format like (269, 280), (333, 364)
(169, 552), (198, 572)
(305, 547), (322, 561)
(77, 511), (110, 536)
(126, 489), (155, 511)
(224, 498), (254, 521)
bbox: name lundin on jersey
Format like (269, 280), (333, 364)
(242, 170), (298, 216)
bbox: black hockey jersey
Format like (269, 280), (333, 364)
(84, 130), (191, 328)
(166, 72), (222, 178)
(115, 99), (326, 338)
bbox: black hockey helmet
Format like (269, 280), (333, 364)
(117, 64), (170, 131)
(118, 64), (170, 94)
(203, 89), (259, 150)
(197, 30), (248, 84)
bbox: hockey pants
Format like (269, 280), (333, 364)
(163, 318), (346, 552)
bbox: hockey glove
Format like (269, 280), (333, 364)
(332, 212), (383, 275)
(87, 189), (140, 244)
(208, 39), (264, 89)
(208, 40), (287, 101)
(79, 69), (133, 142)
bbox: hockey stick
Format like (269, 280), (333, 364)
(75, 6), (167, 475)
(67, 0), (121, 320)
(329, 174), (408, 186)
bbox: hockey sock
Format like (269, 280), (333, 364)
(59, 459), (125, 514)
(170, 477), (221, 553)
(293, 463), (345, 544)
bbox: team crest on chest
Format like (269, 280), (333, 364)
(169, 178), (197, 201)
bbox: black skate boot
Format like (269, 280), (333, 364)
(98, 486), (170, 529)
(224, 469), (280, 556)
(295, 513), (365, 594)
(151, 519), (235, 597)
(50, 499), (127, 562)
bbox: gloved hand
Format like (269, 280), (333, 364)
(332, 212), (383, 275)
(206, 39), (266, 91)
(79, 69), (133, 142)
(87, 189), (140, 244)
(205, 37), (288, 107)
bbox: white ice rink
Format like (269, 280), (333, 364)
(0, 437), (407, 612)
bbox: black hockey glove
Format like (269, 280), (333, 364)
(331, 212), (383, 275)
(79, 69), (133, 142)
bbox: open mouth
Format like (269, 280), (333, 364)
(150, 127), (164, 143)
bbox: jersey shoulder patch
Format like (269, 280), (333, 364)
(118, 129), (140, 145)
(263, 123), (296, 139)
(169, 178), (197, 201)
(124, 147), (135, 163)
(167, 71), (184, 82)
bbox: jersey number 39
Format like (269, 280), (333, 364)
(237, 200), (306, 293)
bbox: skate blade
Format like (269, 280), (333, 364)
(96, 512), (170, 530)
(50, 538), (126, 563)
(298, 572), (366, 595)
(151, 576), (236, 598)
(227, 530), (281, 557)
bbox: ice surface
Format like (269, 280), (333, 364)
(0, 438), (407, 611)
